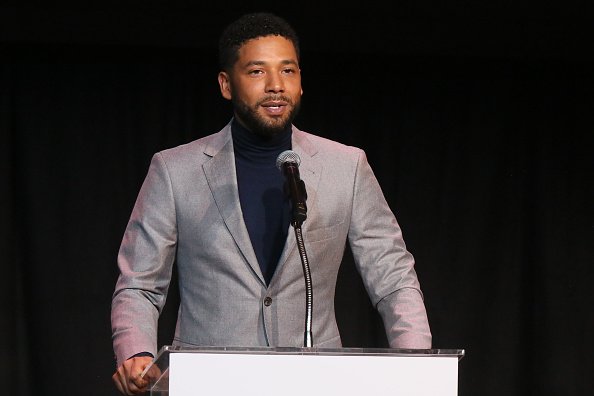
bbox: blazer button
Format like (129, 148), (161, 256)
(264, 297), (273, 306)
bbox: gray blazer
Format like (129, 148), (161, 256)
(111, 121), (431, 367)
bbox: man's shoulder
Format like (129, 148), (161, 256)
(294, 128), (364, 159)
(157, 127), (230, 163)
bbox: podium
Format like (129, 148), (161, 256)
(144, 345), (465, 395)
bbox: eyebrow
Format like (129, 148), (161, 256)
(243, 59), (299, 67)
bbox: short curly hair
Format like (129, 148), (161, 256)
(218, 12), (300, 72)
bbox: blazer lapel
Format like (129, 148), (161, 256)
(202, 126), (265, 284)
(274, 128), (322, 276)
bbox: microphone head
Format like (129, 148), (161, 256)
(276, 150), (301, 170)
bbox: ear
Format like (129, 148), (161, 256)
(218, 71), (232, 100)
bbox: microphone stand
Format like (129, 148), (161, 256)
(291, 220), (313, 347)
(277, 150), (312, 347)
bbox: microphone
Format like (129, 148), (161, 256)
(277, 150), (313, 347)
(276, 150), (307, 226)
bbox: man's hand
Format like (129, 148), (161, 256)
(112, 356), (156, 395)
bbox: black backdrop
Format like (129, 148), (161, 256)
(1, 3), (593, 395)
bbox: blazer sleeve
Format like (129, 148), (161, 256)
(347, 150), (432, 349)
(111, 152), (178, 367)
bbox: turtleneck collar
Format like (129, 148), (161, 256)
(231, 118), (292, 164)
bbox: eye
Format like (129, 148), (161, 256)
(248, 69), (264, 76)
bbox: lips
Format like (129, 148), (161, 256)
(260, 100), (287, 115)
(261, 100), (287, 107)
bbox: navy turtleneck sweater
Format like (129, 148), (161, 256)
(232, 119), (292, 285)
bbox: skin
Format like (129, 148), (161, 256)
(218, 35), (303, 137)
(112, 355), (159, 395)
(112, 34), (303, 396)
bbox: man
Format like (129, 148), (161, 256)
(111, 12), (431, 395)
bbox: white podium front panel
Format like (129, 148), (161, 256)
(168, 350), (460, 396)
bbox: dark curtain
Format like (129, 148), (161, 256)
(2, 9), (593, 396)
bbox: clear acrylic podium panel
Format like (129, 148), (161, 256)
(144, 345), (465, 396)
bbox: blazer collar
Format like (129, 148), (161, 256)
(201, 121), (263, 282)
(275, 128), (323, 284)
(202, 120), (323, 286)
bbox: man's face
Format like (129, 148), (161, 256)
(218, 35), (303, 138)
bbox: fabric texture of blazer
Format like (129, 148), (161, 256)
(111, 120), (432, 367)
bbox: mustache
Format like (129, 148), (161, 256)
(256, 95), (293, 106)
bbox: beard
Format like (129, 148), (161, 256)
(232, 95), (301, 139)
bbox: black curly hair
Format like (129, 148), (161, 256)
(218, 12), (300, 72)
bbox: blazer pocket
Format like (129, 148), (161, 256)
(172, 337), (201, 347)
(304, 221), (344, 243)
(315, 334), (342, 348)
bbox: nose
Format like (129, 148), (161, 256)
(265, 72), (284, 93)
